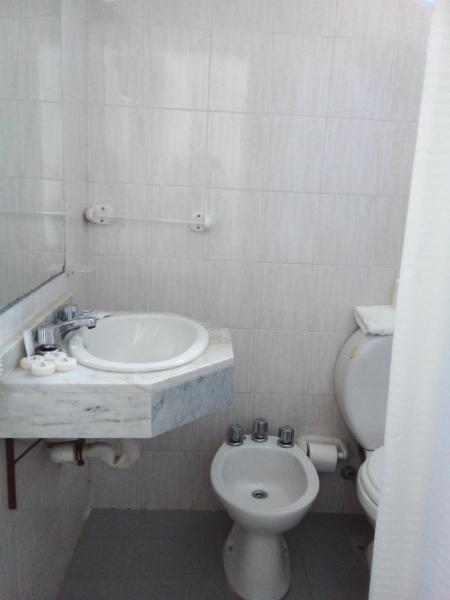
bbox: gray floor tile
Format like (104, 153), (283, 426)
(66, 539), (133, 581)
(126, 541), (189, 583)
(59, 580), (125, 600)
(134, 510), (191, 542)
(82, 509), (138, 541)
(186, 581), (231, 600)
(61, 510), (370, 600)
(284, 585), (314, 600)
(288, 542), (310, 590)
(310, 576), (369, 600)
(121, 581), (186, 600)
(289, 515), (365, 586)
(340, 514), (373, 538)
(189, 511), (232, 543)
(187, 538), (227, 583)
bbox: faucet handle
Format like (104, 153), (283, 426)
(251, 418), (268, 442)
(58, 304), (79, 322)
(278, 425), (295, 448)
(227, 424), (244, 446)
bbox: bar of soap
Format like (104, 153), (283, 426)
(20, 355), (43, 370)
(31, 360), (56, 377)
(54, 356), (77, 372)
(43, 350), (67, 362)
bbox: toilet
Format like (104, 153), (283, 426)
(334, 328), (392, 547)
(210, 435), (319, 600)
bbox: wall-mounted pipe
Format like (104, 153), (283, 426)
(48, 439), (140, 469)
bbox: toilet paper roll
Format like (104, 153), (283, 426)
(308, 442), (337, 473)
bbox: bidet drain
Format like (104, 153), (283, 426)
(252, 489), (268, 500)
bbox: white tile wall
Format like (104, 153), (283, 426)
(257, 263), (314, 330)
(149, 27), (209, 109)
(147, 258), (204, 318)
(261, 192), (318, 263)
(211, 0), (272, 32)
(210, 31), (269, 113)
(88, 0), (146, 23)
(24, 17), (62, 101)
(203, 260), (259, 328)
(268, 115), (325, 192)
(273, 0), (336, 35)
(151, 0), (210, 29)
(268, 35), (332, 116)
(151, 109), (207, 186)
(0, 19), (24, 99)
(321, 119), (384, 195)
(76, 0), (430, 515)
(88, 21), (146, 106)
(88, 105), (147, 183)
(207, 112), (270, 189)
(205, 189), (263, 261)
(315, 195), (372, 266)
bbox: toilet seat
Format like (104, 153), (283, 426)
(357, 446), (384, 524)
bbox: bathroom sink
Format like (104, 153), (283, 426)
(67, 312), (209, 373)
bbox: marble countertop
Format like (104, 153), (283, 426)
(1, 324), (233, 394)
(0, 323), (234, 438)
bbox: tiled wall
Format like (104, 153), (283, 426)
(85, 0), (430, 512)
(0, 3), (90, 599)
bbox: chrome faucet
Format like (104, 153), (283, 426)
(35, 304), (97, 350)
(277, 425), (295, 448)
(251, 418), (269, 443)
(227, 424), (245, 446)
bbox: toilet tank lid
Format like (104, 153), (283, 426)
(367, 446), (385, 495)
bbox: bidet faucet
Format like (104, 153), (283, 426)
(227, 424), (245, 446)
(251, 418), (268, 442)
(278, 425), (295, 448)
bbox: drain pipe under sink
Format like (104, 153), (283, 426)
(48, 439), (140, 469)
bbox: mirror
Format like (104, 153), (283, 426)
(0, 7), (65, 313)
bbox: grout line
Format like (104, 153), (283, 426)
(68, 16), (430, 47)
(83, 101), (420, 125)
(84, 252), (400, 272)
(82, 179), (409, 200)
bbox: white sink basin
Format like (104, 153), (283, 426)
(67, 312), (209, 373)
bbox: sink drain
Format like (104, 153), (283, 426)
(252, 489), (268, 500)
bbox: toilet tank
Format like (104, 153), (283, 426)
(334, 329), (393, 451)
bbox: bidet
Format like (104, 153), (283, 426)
(211, 434), (319, 600)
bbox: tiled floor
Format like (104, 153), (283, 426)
(60, 510), (372, 600)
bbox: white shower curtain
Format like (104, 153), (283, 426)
(369, 1), (450, 599)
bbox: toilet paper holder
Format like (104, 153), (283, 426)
(298, 435), (349, 462)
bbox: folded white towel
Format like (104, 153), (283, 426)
(354, 305), (395, 335)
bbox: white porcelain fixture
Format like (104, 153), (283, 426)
(211, 436), (319, 600)
(334, 328), (392, 451)
(334, 328), (392, 548)
(68, 312), (209, 373)
(357, 445), (384, 526)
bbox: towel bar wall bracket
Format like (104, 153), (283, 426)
(84, 205), (210, 232)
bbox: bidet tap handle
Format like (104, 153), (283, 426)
(252, 418), (268, 442)
(227, 424), (244, 446)
(278, 425), (295, 448)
